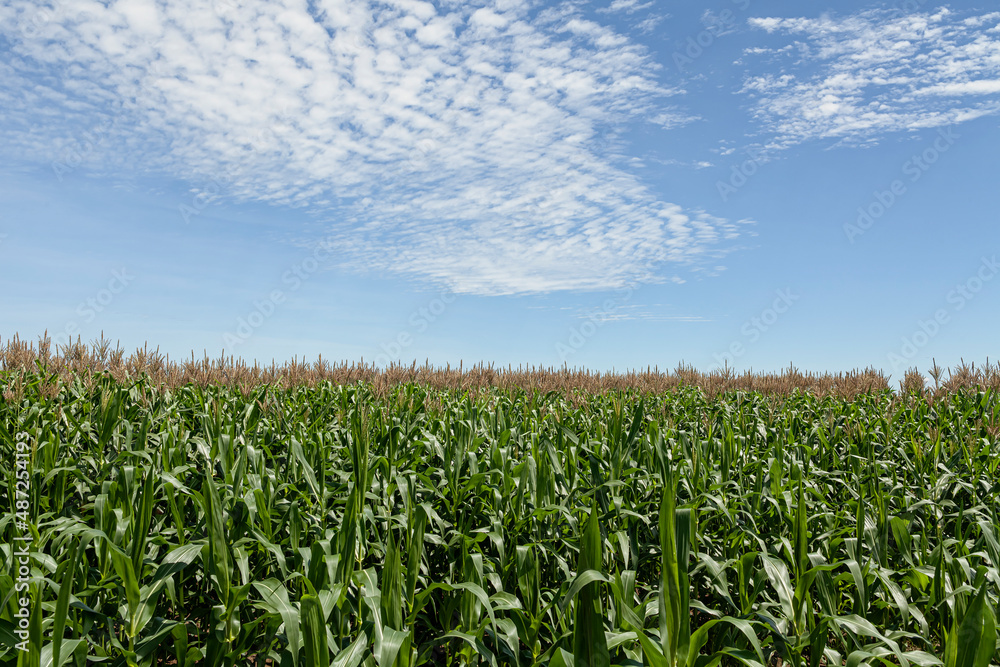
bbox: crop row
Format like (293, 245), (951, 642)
(1, 372), (999, 666)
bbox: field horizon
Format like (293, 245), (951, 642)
(4, 332), (1000, 400)
(3, 351), (999, 665)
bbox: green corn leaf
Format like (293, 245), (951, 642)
(39, 639), (83, 667)
(133, 581), (168, 640)
(290, 438), (321, 501)
(404, 505), (427, 609)
(130, 465), (156, 577)
(253, 578), (302, 667)
(493, 617), (520, 667)
(375, 626), (408, 667)
(331, 633), (369, 667)
(337, 487), (359, 588)
(134, 617), (180, 663)
(659, 477), (681, 664)
(573, 501), (610, 667)
(150, 543), (204, 583)
(549, 647), (576, 667)
(440, 631), (498, 667)
(110, 547), (141, 619)
(201, 470), (232, 605)
(300, 593), (329, 667)
(634, 630), (668, 667)
(380, 528), (402, 632)
(171, 623), (189, 667)
(559, 569), (612, 612)
(25, 583), (43, 667)
(948, 576), (995, 667)
(674, 507), (692, 666)
(51, 540), (79, 667)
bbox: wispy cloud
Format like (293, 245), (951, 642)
(0, 0), (740, 296)
(597, 0), (654, 15)
(635, 14), (667, 34)
(596, 0), (667, 34)
(572, 303), (708, 322)
(742, 8), (1000, 148)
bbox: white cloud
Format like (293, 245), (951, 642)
(595, 0), (666, 35)
(597, 0), (654, 15)
(635, 14), (666, 34)
(0, 0), (739, 296)
(915, 79), (1000, 95)
(742, 9), (1000, 148)
(576, 303), (709, 322)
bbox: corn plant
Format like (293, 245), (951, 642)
(1, 370), (998, 665)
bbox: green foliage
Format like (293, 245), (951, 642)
(1, 373), (999, 665)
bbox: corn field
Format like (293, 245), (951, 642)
(2, 366), (999, 666)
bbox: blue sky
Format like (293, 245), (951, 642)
(2, 0), (999, 379)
